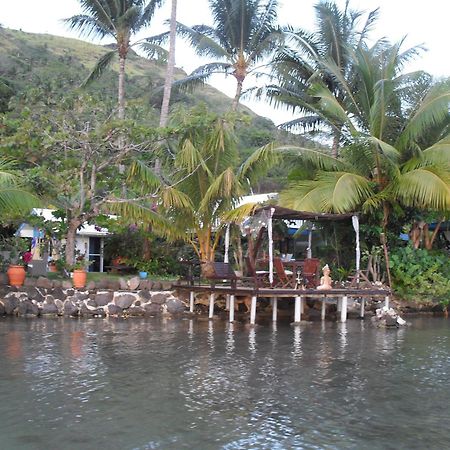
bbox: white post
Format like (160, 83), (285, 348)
(352, 215), (360, 285)
(385, 296), (390, 309)
(360, 298), (365, 318)
(250, 295), (257, 325)
(307, 228), (312, 259)
(209, 293), (215, 319)
(189, 291), (195, 313)
(340, 296), (348, 322)
(272, 297), (278, 322)
(225, 294), (230, 311)
(224, 224), (230, 264)
(294, 296), (302, 323)
(337, 297), (342, 312)
(268, 208), (275, 285)
(100, 238), (104, 272)
(321, 298), (326, 321)
(229, 295), (235, 322)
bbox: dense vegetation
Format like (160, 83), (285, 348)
(0, 0), (448, 304)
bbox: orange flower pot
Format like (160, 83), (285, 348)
(72, 269), (87, 289)
(7, 265), (26, 287)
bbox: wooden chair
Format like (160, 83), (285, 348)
(204, 262), (239, 288)
(273, 257), (297, 288)
(245, 256), (270, 288)
(302, 258), (320, 288)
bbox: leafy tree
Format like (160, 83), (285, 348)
(278, 43), (450, 231)
(153, 0), (283, 111)
(66, 0), (165, 119)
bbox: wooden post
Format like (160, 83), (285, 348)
(294, 296), (302, 323)
(229, 295), (235, 323)
(272, 297), (278, 322)
(385, 295), (390, 309)
(209, 293), (215, 319)
(340, 296), (348, 322)
(250, 295), (257, 325)
(360, 298), (365, 318)
(321, 298), (326, 321)
(189, 291), (195, 313)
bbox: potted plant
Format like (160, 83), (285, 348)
(1, 236), (29, 286)
(70, 256), (91, 289)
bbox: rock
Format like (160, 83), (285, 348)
(127, 306), (145, 316)
(107, 304), (123, 316)
(23, 277), (37, 287)
(161, 281), (173, 291)
(139, 280), (151, 290)
(44, 295), (55, 304)
(49, 288), (65, 301)
(138, 290), (152, 302)
(74, 291), (89, 302)
(152, 281), (162, 290)
(134, 300), (141, 307)
(145, 303), (161, 315)
(54, 299), (64, 313)
(0, 301), (5, 315)
(41, 302), (59, 315)
(385, 315), (398, 327)
(2, 296), (20, 315)
(86, 281), (96, 291)
(151, 293), (168, 305)
(63, 299), (79, 317)
(18, 300), (39, 316)
(22, 286), (44, 302)
(166, 298), (185, 314)
(0, 273), (8, 285)
(94, 291), (114, 307)
(96, 279), (110, 290)
(53, 280), (63, 288)
(107, 280), (121, 291)
(114, 293), (136, 309)
(36, 277), (53, 289)
(86, 299), (98, 309)
(62, 280), (72, 289)
(127, 277), (140, 291)
(119, 278), (128, 290)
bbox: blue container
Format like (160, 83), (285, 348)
(139, 271), (148, 279)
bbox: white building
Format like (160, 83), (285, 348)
(17, 208), (110, 272)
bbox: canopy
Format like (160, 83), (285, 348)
(254, 205), (356, 221)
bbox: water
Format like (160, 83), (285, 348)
(1, 317), (449, 450)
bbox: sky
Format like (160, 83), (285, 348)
(2, 0), (450, 124)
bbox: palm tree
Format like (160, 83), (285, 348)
(162, 0), (283, 111)
(159, 0), (177, 127)
(119, 111), (279, 270)
(66, 0), (165, 119)
(264, 0), (378, 156)
(0, 159), (39, 219)
(278, 43), (450, 229)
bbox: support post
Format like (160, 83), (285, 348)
(385, 296), (390, 309)
(321, 298), (326, 321)
(337, 297), (342, 312)
(272, 297), (278, 322)
(189, 291), (195, 313)
(229, 295), (235, 323)
(340, 296), (348, 322)
(225, 294), (230, 311)
(250, 295), (257, 325)
(209, 293), (215, 319)
(294, 296), (302, 323)
(360, 298), (365, 318)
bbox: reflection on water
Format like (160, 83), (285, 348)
(1, 317), (450, 449)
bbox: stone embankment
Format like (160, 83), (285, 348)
(0, 275), (187, 318)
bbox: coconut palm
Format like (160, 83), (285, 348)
(120, 111), (279, 267)
(263, 0), (378, 156)
(0, 159), (39, 219)
(66, 0), (165, 119)
(278, 43), (450, 229)
(156, 0), (283, 111)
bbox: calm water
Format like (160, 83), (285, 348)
(1, 317), (450, 450)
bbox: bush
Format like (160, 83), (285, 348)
(389, 245), (450, 302)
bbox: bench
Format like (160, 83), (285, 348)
(205, 262), (239, 289)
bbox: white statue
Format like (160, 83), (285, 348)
(317, 264), (333, 290)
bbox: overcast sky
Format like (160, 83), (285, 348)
(2, 0), (449, 123)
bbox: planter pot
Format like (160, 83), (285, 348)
(7, 264), (26, 287)
(139, 271), (148, 279)
(48, 263), (58, 273)
(73, 269), (87, 289)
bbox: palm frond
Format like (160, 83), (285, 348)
(128, 159), (161, 193)
(81, 50), (116, 86)
(237, 142), (280, 185)
(137, 42), (168, 61)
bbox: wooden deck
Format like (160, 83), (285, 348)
(174, 282), (391, 325)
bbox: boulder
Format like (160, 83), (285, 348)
(54, 299), (64, 314)
(114, 293), (136, 309)
(86, 281), (96, 291)
(36, 277), (53, 289)
(107, 304), (123, 316)
(0, 301), (5, 315)
(119, 278), (128, 290)
(151, 293), (168, 305)
(144, 303), (161, 315)
(44, 295), (55, 304)
(63, 299), (79, 317)
(166, 298), (186, 314)
(107, 280), (121, 291)
(41, 302), (59, 315)
(94, 291), (114, 307)
(126, 306), (145, 316)
(62, 280), (72, 289)
(2, 295), (20, 315)
(161, 281), (173, 291)
(138, 290), (152, 302)
(18, 300), (39, 316)
(0, 273), (8, 285)
(152, 281), (162, 290)
(127, 277), (141, 291)
(23, 277), (37, 287)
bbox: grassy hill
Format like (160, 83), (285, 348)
(0, 27), (319, 191)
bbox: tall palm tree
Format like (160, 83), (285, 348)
(66, 0), (165, 119)
(264, 0), (378, 156)
(160, 0), (283, 111)
(159, 0), (177, 127)
(278, 43), (450, 229)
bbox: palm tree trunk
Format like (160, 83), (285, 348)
(232, 79), (243, 111)
(332, 131), (340, 158)
(159, 0), (177, 127)
(65, 218), (82, 266)
(118, 55), (126, 120)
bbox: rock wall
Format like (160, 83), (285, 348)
(0, 275), (188, 318)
